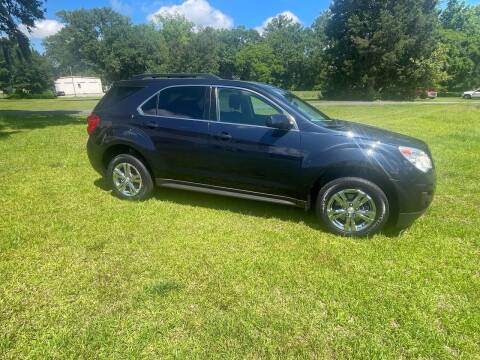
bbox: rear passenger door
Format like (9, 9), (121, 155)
(137, 85), (215, 183)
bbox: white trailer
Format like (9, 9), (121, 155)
(54, 77), (104, 96)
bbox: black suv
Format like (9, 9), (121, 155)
(87, 74), (435, 237)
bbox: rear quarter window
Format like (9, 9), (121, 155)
(95, 86), (144, 110)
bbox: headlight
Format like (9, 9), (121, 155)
(398, 146), (432, 173)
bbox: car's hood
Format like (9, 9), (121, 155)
(323, 119), (429, 151)
(464, 91), (474, 95)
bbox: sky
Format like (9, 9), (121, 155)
(24, 0), (480, 50)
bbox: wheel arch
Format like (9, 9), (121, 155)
(309, 165), (399, 226)
(102, 143), (154, 178)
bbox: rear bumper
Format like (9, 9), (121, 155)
(87, 137), (106, 176)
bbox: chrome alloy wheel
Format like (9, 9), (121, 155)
(112, 162), (143, 197)
(326, 189), (377, 234)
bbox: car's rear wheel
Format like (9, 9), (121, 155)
(107, 154), (153, 201)
(316, 177), (389, 237)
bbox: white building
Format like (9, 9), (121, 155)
(54, 77), (104, 96)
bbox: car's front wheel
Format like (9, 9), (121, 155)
(464, 94), (472, 99)
(316, 177), (389, 237)
(107, 154), (154, 201)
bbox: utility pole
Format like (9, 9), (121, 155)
(70, 66), (77, 97)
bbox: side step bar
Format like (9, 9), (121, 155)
(156, 178), (307, 209)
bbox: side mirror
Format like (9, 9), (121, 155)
(266, 114), (294, 130)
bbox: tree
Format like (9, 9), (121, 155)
(153, 15), (195, 73)
(36, 1), (479, 95)
(185, 27), (221, 74)
(324, 0), (443, 100)
(441, 0), (480, 33)
(439, 0), (480, 91)
(44, 8), (131, 79)
(234, 42), (283, 83)
(216, 26), (261, 79)
(100, 24), (168, 81)
(306, 11), (330, 90)
(0, 45), (53, 94)
(44, 8), (169, 83)
(0, 0), (45, 57)
(263, 15), (312, 89)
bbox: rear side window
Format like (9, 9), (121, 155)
(157, 86), (209, 120)
(141, 94), (158, 115)
(96, 86), (144, 110)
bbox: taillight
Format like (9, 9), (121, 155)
(87, 114), (100, 135)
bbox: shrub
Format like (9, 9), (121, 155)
(437, 91), (462, 98)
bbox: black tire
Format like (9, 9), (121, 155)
(107, 154), (154, 201)
(315, 177), (389, 237)
(464, 94), (472, 99)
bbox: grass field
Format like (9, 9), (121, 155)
(1, 98), (479, 358)
(295, 91), (473, 103)
(0, 97), (101, 111)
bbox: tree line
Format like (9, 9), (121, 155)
(1, 0), (479, 100)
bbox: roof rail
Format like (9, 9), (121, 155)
(131, 73), (222, 80)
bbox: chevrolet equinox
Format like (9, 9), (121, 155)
(87, 74), (436, 237)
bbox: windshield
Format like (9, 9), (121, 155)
(267, 86), (331, 123)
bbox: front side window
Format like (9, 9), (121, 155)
(157, 86), (209, 120)
(217, 88), (281, 126)
(268, 86), (330, 123)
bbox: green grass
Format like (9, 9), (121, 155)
(1, 99), (479, 359)
(0, 97), (101, 111)
(293, 90), (322, 101)
(292, 91), (475, 103)
(421, 97), (472, 103)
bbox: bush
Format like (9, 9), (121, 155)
(6, 91), (56, 99)
(437, 91), (462, 98)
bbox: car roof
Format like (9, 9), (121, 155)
(114, 75), (271, 92)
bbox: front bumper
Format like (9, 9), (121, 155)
(391, 175), (435, 229)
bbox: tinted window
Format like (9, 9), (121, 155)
(157, 86), (209, 120)
(141, 95), (158, 115)
(96, 86), (144, 110)
(218, 88), (281, 126)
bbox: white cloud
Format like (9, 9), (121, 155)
(111, 0), (133, 16)
(148, 0), (233, 29)
(19, 19), (64, 39)
(255, 10), (301, 34)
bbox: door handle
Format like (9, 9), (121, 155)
(217, 132), (232, 141)
(143, 120), (159, 129)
